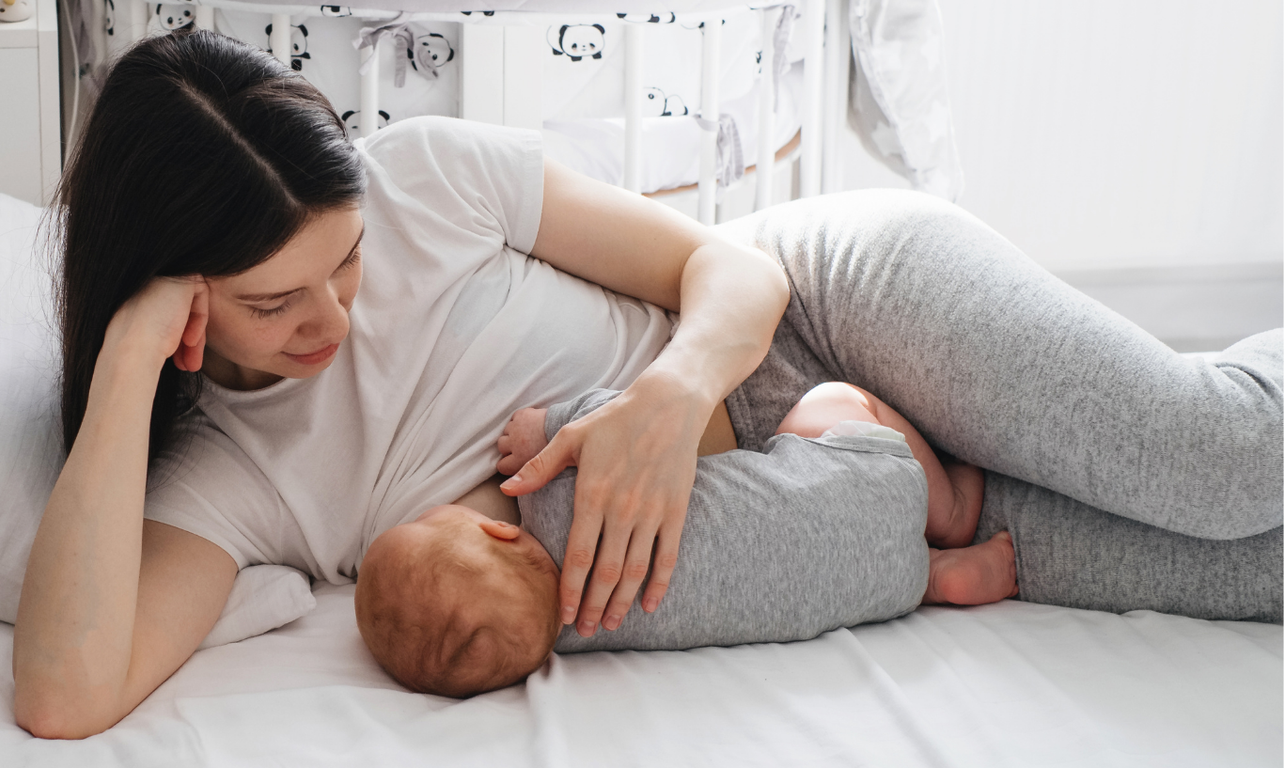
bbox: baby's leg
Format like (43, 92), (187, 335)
(497, 408), (550, 476)
(776, 382), (984, 549)
(922, 531), (1019, 605)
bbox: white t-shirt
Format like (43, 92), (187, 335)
(144, 117), (675, 583)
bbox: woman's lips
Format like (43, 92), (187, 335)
(284, 343), (339, 366)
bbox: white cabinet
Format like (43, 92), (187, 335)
(0, 0), (60, 206)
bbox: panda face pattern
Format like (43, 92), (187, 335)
(265, 23), (311, 71)
(643, 88), (689, 118)
(154, 3), (193, 30)
(547, 23), (604, 62)
(319, 5), (350, 17)
(104, 0), (114, 34)
(410, 32), (454, 73)
(340, 109), (390, 138)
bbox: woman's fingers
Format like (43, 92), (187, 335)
(176, 283), (209, 372)
(573, 508), (634, 637)
(599, 525), (661, 631)
(640, 521), (682, 613)
(559, 503), (602, 627)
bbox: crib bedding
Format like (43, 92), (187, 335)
(198, 4), (805, 194)
(2, 583), (1279, 767)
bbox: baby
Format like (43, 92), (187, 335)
(355, 382), (1017, 698)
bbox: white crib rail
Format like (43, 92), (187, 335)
(754, 5), (777, 212)
(822, 0), (850, 195)
(623, 24), (643, 194)
(126, 2), (835, 222)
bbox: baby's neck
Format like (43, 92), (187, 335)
(452, 475), (521, 525)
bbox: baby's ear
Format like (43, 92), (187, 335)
(479, 519), (521, 541)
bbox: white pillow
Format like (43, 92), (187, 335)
(0, 193), (61, 626)
(197, 564), (316, 649)
(0, 193), (315, 647)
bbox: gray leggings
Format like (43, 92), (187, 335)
(715, 190), (1283, 623)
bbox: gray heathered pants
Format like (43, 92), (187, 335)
(523, 389), (930, 653)
(715, 190), (1283, 623)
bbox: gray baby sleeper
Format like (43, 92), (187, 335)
(517, 389), (930, 653)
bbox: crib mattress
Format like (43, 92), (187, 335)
(2, 583), (1279, 767)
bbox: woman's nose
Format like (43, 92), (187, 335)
(299, 286), (350, 342)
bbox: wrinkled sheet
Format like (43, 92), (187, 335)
(3, 583), (1279, 767)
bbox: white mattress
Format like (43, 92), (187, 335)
(3, 584), (1279, 767)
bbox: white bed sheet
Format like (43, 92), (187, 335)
(3, 584), (1279, 767)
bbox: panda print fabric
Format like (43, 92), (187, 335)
(204, 8), (458, 136)
(547, 23), (604, 61)
(265, 22), (311, 71)
(410, 31), (454, 78)
(152, 4), (193, 32)
(156, 8), (802, 196)
(340, 109), (389, 138)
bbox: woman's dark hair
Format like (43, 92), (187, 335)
(55, 29), (366, 461)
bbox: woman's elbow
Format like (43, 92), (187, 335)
(15, 685), (117, 740)
(747, 244), (790, 319)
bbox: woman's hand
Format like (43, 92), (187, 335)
(500, 375), (709, 637)
(102, 276), (209, 372)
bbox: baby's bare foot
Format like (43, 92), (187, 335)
(497, 408), (549, 476)
(922, 531), (1019, 606)
(925, 461), (985, 549)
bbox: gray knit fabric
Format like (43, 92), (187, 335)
(714, 190), (1283, 622)
(520, 389), (930, 653)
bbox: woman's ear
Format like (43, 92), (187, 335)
(479, 519), (521, 541)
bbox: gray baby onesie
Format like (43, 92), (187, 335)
(517, 389), (930, 653)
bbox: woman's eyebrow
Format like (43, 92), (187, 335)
(236, 287), (301, 302)
(235, 227), (364, 302)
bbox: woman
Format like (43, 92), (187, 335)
(14, 30), (1280, 739)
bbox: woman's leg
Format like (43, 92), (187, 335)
(976, 472), (1282, 622)
(718, 190), (1282, 541)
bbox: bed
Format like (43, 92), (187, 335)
(1, 582), (1279, 767)
(2, 165), (1281, 765)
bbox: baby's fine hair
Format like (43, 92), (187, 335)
(355, 534), (560, 697)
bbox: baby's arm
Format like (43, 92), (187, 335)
(776, 383), (983, 549)
(498, 390), (628, 477)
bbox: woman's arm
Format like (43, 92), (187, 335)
(500, 158), (789, 636)
(13, 279), (236, 739)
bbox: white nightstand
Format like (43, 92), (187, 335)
(0, 0), (60, 206)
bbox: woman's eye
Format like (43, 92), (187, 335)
(338, 245), (362, 271)
(252, 301), (292, 319)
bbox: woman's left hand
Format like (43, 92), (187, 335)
(500, 374), (708, 637)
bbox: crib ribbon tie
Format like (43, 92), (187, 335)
(694, 113), (744, 192)
(353, 12), (415, 88)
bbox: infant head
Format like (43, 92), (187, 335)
(355, 504), (561, 697)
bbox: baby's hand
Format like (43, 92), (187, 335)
(497, 408), (550, 477)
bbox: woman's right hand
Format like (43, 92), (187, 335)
(102, 276), (209, 372)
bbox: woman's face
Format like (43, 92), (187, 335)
(202, 206), (364, 390)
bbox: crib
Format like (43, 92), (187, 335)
(85, 0), (862, 224)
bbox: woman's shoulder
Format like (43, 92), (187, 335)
(356, 116), (544, 255)
(356, 115), (539, 167)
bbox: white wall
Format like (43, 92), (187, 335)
(841, 0), (1284, 276)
